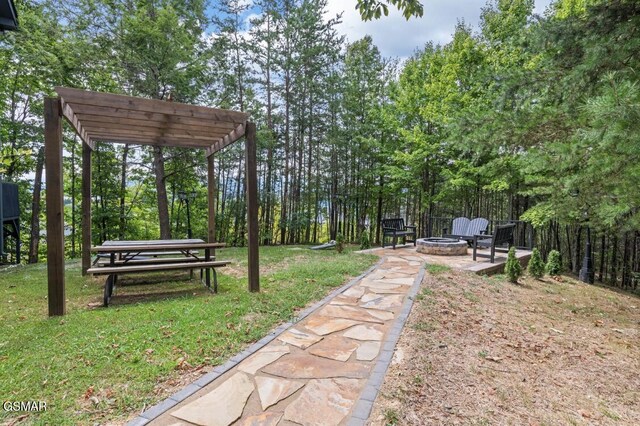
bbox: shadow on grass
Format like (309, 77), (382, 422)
(91, 271), (230, 307)
(107, 287), (212, 306)
(115, 272), (195, 286)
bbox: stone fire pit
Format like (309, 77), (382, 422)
(417, 237), (468, 256)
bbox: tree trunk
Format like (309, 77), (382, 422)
(232, 153), (244, 245)
(565, 225), (573, 271)
(598, 233), (606, 282)
(305, 95), (314, 244)
(280, 71), (291, 245)
(375, 175), (383, 244)
(573, 226), (582, 275)
(28, 148), (44, 263)
(70, 138), (77, 258)
(262, 32), (274, 244)
(119, 144), (129, 239)
(610, 236), (618, 286)
(152, 146), (171, 239)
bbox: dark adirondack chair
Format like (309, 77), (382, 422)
(472, 223), (516, 263)
(443, 217), (489, 244)
(381, 218), (416, 249)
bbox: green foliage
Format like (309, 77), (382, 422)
(527, 248), (545, 279)
(336, 233), (345, 253)
(383, 407), (400, 425)
(546, 250), (563, 275)
(553, 0), (599, 18)
(505, 246), (522, 283)
(360, 230), (371, 249)
(356, 0), (424, 21)
(519, 1), (640, 232)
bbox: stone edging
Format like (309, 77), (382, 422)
(346, 262), (427, 425)
(126, 258), (385, 426)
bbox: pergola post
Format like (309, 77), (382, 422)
(207, 153), (216, 243)
(81, 142), (92, 275)
(245, 122), (259, 292)
(44, 97), (65, 316)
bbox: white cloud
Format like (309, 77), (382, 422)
(326, 0), (556, 58)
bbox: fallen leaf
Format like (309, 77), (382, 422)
(175, 357), (192, 370)
(580, 410), (593, 418)
(84, 386), (94, 399)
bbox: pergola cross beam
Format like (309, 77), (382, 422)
(44, 88), (259, 316)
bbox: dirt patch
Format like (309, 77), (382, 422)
(368, 270), (640, 425)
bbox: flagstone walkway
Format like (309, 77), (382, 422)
(135, 250), (426, 426)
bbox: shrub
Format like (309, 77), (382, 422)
(505, 246), (522, 283)
(360, 230), (371, 250)
(527, 248), (545, 279)
(335, 233), (345, 254)
(546, 250), (562, 275)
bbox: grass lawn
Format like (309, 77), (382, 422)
(0, 245), (377, 425)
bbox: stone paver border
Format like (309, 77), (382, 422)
(126, 258), (384, 426)
(346, 263), (426, 425)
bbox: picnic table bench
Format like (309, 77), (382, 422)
(87, 239), (229, 306)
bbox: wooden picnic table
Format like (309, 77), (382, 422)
(88, 239), (228, 306)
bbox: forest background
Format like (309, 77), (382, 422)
(1, 0), (639, 291)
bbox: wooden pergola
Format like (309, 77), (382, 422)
(44, 87), (259, 316)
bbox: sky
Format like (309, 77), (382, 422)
(324, 0), (557, 58)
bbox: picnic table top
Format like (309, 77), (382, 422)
(91, 239), (226, 253)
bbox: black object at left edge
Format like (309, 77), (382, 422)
(0, 0), (19, 32)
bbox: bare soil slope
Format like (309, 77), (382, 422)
(368, 268), (640, 425)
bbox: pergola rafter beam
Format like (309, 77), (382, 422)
(77, 116), (235, 136)
(87, 134), (215, 149)
(59, 97), (95, 150)
(71, 107), (239, 131)
(206, 122), (246, 157)
(84, 125), (218, 142)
